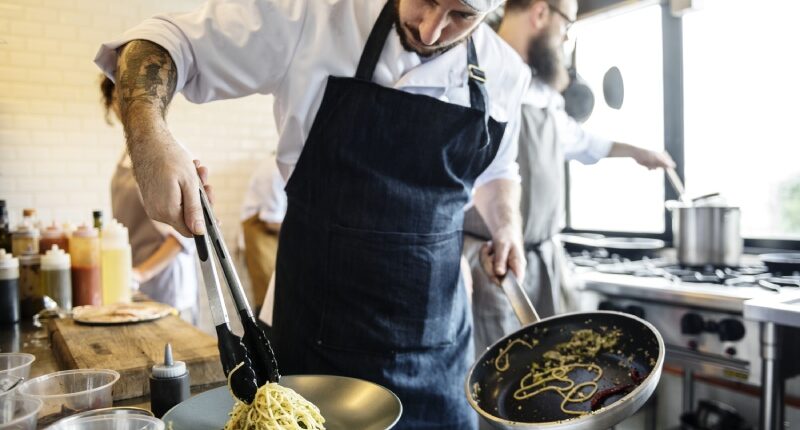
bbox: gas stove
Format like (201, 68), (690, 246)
(572, 250), (798, 386)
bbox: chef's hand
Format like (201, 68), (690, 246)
(128, 131), (213, 237)
(478, 228), (526, 286)
(632, 149), (676, 170)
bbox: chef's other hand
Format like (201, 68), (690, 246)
(479, 231), (526, 286)
(633, 149), (676, 170)
(129, 134), (205, 237)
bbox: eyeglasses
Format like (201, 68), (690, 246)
(546, 2), (576, 30)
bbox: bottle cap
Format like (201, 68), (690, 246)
(41, 222), (65, 239)
(0, 249), (19, 270)
(93, 210), (102, 218)
(13, 223), (39, 237)
(152, 344), (187, 378)
(41, 245), (71, 270)
(101, 219), (130, 248)
(72, 224), (98, 238)
(22, 208), (37, 218)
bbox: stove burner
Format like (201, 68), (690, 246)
(569, 249), (798, 288)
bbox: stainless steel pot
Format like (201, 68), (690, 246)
(668, 201), (742, 267)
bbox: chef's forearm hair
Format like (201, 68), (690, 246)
(473, 179), (523, 236)
(115, 39), (178, 182)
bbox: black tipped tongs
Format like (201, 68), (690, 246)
(194, 187), (280, 404)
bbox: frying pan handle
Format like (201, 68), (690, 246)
(500, 272), (540, 326)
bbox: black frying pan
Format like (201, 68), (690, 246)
(465, 274), (664, 429)
(760, 253), (800, 277)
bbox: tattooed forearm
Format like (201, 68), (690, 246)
(116, 40), (177, 122)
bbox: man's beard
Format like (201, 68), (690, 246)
(393, 0), (472, 58)
(527, 33), (570, 91)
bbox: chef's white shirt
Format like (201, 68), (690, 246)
(240, 156), (287, 223)
(94, 0), (530, 187)
(522, 78), (613, 164)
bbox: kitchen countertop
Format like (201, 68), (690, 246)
(6, 320), (225, 413)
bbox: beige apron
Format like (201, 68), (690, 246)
(110, 154), (199, 319)
(463, 102), (565, 356)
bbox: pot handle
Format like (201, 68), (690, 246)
(500, 272), (540, 326)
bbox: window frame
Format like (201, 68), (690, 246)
(563, 2), (800, 251)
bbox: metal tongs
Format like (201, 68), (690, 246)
(194, 187), (280, 404)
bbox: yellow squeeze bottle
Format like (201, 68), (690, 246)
(101, 219), (132, 305)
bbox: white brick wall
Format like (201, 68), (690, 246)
(0, 0), (276, 247)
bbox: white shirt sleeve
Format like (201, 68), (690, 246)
(258, 169), (288, 224)
(473, 62), (531, 188)
(94, 0), (309, 103)
(240, 158), (286, 223)
(558, 108), (613, 165)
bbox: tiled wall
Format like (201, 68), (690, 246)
(0, 0), (276, 245)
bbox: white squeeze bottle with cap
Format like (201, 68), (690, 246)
(150, 343), (190, 418)
(40, 245), (72, 310)
(100, 219), (132, 305)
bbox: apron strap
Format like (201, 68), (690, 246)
(466, 37), (491, 145)
(355, 1), (492, 144)
(355, 2), (395, 81)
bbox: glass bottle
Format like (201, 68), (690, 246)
(101, 220), (132, 305)
(69, 224), (102, 306)
(93, 210), (103, 233)
(11, 224), (39, 256)
(0, 201), (11, 253)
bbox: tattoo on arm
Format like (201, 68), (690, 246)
(116, 40), (177, 120)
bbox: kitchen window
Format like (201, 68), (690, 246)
(566, 4), (666, 234)
(682, 0), (800, 241)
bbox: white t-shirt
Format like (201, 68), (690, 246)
(94, 0), (531, 188)
(240, 156), (287, 223)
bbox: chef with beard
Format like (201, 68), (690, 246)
(94, 0), (532, 428)
(463, 0), (675, 359)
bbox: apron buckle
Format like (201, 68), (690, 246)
(468, 64), (486, 83)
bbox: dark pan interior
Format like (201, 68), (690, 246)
(468, 312), (660, 424)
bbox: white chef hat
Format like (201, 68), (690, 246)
(460, 0), (505, 12)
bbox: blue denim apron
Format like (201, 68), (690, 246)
(272, 3), (506, 428)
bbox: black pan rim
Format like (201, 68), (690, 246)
(464, 310), (666, 427)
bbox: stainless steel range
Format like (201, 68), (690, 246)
(571, 250), (800, 429)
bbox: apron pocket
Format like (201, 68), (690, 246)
(319, 224), (463, 354)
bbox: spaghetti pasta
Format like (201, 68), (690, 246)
(497, 328), (621, 417)
(224, 382), (326, 430)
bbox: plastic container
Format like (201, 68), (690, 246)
(100, 220), (131, 305)
(17, 369), (119, 428)
(40, 246), (72, 311)
(48, 414), (164, 430)
(0, 250), (20, 324)
(39, 224), (69, 256)
(149, 344), (189, 418)
(69, 226), (101, 307)
(11, 225), (38, 257)
(47, 406), (152, 428)
(0, 396), (42, 430)
(0, 353), (35, 394)
(17, 255), (41, 318)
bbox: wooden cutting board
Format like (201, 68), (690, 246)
(49, 315), (225, 401)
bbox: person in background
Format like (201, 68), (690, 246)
(240, 155), (286, 314)
(100, 76), (199, 323)
(463, 0), (676, 356)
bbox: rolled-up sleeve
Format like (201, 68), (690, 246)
(559, 108), (613, 164)
(94, 0), (309, 103)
